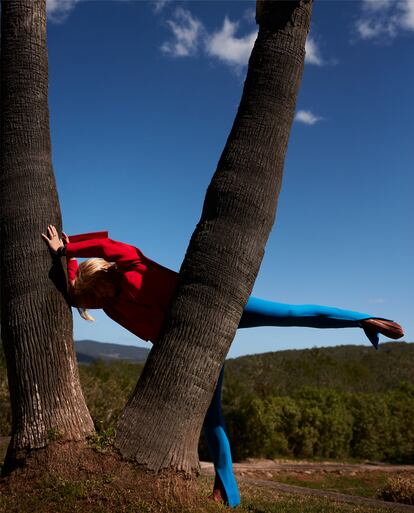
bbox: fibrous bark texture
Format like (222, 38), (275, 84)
(115, 0), (312, 475)
(0, 0), (94, 473)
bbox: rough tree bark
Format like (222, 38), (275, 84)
(0, 0), (94, 473)
(115, 0), (313, 475)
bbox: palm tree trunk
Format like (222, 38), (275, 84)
(115, 0), (313, 475)
(0, 0), (94, 473)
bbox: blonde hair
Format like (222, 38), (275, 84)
(71, 258), (117, 322)
(77, 307), (95, 322)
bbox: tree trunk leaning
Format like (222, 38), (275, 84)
(115, 1), (313, 475)
(0, 0), (94, 473)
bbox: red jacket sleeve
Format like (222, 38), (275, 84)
(67, 258), (79, 283)
(65, 233), (144, 269)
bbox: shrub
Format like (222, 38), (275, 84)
(377, 476), (414, 505)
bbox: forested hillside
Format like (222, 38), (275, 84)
(224, 342), (414, 396)
(1, 342), (413, 463)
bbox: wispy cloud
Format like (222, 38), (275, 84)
(362, 0), (394, 12)
(161, 8), (204, 57)
(305, 36), (324, 65)
(47, 0), (80, 23)
(243, 8), (256, 23)
(206, 18), (257, 68)
(355, 0), (414, 41)
(294, 110), (323, 126)
(400, 0), (414, 29)
(152, 0), (170, 14)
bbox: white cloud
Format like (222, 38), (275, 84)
(206, 18), (257, 67)
(400, 0), (414, 29)
(355, 16), (398, 40)
(161, 8), (203, 57)
(355, 0), (414, 41)
(161, 10), (327, 72)
(305, 36), (323, 65)
(294, 110), (323, 126)
(152, 0), (169, 14)
(47, 0), (80, 23)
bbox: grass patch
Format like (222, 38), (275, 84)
(0, 475), (156, 513)
(272, 471), (391, 498)
(86, 427), (116, 452)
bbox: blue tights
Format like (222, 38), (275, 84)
(203, 296), (385, 507)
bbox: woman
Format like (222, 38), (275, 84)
(42, 225), (404, 507)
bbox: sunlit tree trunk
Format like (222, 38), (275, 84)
(116, 0), (313, 474)
(0, 0), (94, 473)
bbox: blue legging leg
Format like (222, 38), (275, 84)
(203, 297), (387, 507)
(203, 365), (240, 507)
(239, 296), (382, 347)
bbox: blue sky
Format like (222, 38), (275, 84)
(46, 0), (413, 358)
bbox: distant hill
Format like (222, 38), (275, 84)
(75, 340), (150, 363)
(224, 341), (414, 396)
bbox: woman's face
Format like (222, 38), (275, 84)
(94, 273), (118, 299)
(73, 272), (118, 308)
(73, 291), (105, 309)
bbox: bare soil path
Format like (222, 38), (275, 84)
(201, 459), (414, 474)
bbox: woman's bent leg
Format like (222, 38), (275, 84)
(203, 366), (240, 508)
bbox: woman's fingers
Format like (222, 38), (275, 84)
(44, 225), (58, 243)
(47, 225), (59, 239)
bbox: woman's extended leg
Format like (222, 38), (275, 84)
(203, 366), (240, 508)
(239, 297), (403, 348)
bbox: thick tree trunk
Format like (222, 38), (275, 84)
(0, 0), (94, 473)
(115, 1), (312, 474)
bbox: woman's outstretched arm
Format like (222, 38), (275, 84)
(42, 225), (144, 269)
(65, 236), (142, 269)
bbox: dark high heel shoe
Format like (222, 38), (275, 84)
(209, 488), (225, 504)
(209, 474), (229, 506)
(361, 318), (404, 340)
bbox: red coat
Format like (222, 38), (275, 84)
(65, 232), (179, 343)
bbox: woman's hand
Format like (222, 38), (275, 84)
(62, 232), (70, 245)
(41, 224), (64, 254)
